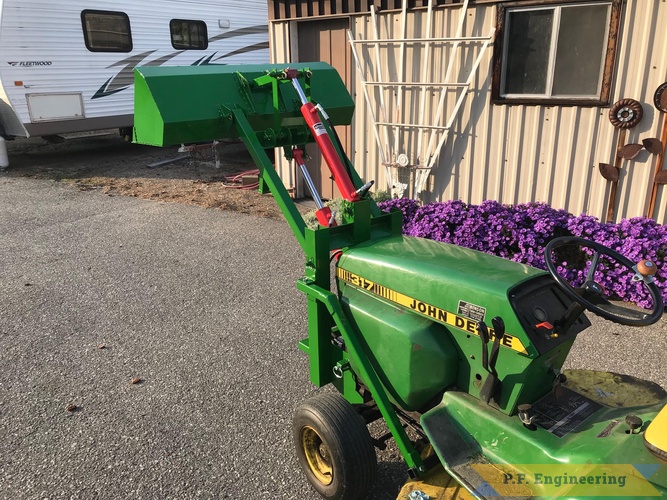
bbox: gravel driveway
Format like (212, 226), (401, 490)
(0, 176), (665, 499)
(0, 177), (319, 498)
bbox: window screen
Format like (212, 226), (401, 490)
(551, 5), (609, 96)
(504, 9), (553, 95)
(82, 10), (132, 52)
(170, 20), (208, 50)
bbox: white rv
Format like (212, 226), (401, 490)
(0, 0), (269, 141)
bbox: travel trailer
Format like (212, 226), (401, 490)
(0, 0), (269, 148)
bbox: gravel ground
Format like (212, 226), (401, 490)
(0, 177), (412, 499)
(565, 313), (667, 389)
(0, 137), (665, 499)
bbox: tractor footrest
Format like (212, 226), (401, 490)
(421, 402), (533, 500)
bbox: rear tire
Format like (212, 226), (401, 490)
(293, 393), (377, 500)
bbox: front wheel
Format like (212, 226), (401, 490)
(293, 392), (377, 500)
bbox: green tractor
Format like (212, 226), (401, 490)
(133, 63), (667, 500)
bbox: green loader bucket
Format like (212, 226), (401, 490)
(133, 62), (355, 147)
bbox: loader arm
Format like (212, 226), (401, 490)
(133, 62), (426, 477)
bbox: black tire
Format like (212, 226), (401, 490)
(293, 393), (377, 500)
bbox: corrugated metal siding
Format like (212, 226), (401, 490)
(609, 0), (667, 223)
(267, 0), (466, 20)
(271, 0), (667, 224)
(269, 20), (301, 195)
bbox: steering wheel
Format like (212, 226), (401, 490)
(544, 237), (663, 326)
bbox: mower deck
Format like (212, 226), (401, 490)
(398, 464), (478, 500)
(420, 369), (667, 498)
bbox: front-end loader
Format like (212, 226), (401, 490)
(133, 63), (667, 500)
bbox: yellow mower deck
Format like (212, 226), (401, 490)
(398, 465), (475, 500)
(397, 464), (535, 500)
(645, 404), (667, 460)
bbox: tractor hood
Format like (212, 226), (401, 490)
(337, 236), (546, 351)
(338, 235), (544, 297)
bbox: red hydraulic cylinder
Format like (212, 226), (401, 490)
(287, 71), (359, 202)
(300, 102), (359, 202)
(292, 148), (336, 227)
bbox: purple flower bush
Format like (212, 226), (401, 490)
(377, 199), (667, 309)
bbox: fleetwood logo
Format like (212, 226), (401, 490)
(8, 61), (52, 66)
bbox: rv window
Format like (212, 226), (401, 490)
(81, 10), (132, 52)
(492, 0), (621, 106)
(170, 20), (208, 50)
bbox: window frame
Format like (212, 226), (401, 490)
(81, 10), (133, 53)
(169, 19), (209, 50)
(491, 0), (622, 106)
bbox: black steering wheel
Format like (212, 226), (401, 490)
(544, 237), (663, 326)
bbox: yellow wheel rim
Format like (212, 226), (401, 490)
(301, 426), (333, 486)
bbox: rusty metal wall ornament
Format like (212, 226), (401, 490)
(653, 82), (667, 113)
(656, 171), (667, 185)
(647, 83), (667, 218)
(602, 99), (645, 222)
(599, 163), (619, 182)
(609, 98), (644, 129)
(643, 138), (663, 155)
(618, 143), (644, 160)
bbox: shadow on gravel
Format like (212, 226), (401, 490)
(2, 131), (291, 220)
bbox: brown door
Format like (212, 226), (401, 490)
(297, 18), (351, 200)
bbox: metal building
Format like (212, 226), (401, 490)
(268, 0), (667, 224)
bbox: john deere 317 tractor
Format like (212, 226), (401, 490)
(133, 63), (667, 499)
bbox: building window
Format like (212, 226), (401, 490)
(81, 10), (132, 52)
(170, 20), (208, 50)
(492, 0), (621, 105)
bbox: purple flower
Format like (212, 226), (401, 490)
(378, 199), (667, 309)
